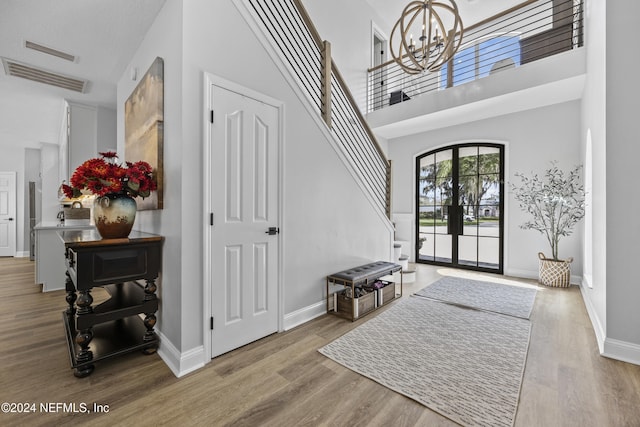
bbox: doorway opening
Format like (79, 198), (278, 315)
(371, 28), (387, 111)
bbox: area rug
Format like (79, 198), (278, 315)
(319, 297), (531, 427)
(414, 276), (537, 319)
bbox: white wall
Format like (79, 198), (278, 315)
(118, 0), (392, 372)
(580, 0), (607, 345)
(97, 106), (117, 153)
(387, 100), (583, 278)
(183, 0), (391, 313)
(301, 0), (390, 114)
(604, 1), (640, 354)
(117, 0), (184, 351)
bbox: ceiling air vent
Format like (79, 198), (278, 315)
(24, 40), (76, 62)
(1, 57), (87, 93)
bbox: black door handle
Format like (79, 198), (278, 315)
(265, 227), (279, 235)
(7, 218), (13, 221)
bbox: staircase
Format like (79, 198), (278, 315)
(393, 217), (416, 284)
(236, 0), (391, 221)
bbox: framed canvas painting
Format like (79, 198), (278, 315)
(125, 56), (164, 210)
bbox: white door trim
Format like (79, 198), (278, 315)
(0, 171), (17, 257)
(202, 72), (285, 363)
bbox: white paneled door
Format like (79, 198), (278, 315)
(209, 84), (280, 358)
(0, 172), (17, 257)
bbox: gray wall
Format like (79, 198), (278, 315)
(605, 1), (640, 348)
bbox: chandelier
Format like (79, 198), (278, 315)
(390, 0), (463, 75)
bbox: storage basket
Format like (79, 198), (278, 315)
(538, 252), (573, 288)
(336, 289), (376, 319)
(377, 282), (396, 306)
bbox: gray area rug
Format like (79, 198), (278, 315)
(319, 297), (531, 427)
(414, 276), (538, 319)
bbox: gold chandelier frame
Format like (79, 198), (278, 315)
(389, 0), (464, 75)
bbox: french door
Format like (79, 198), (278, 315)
(416, 144), (504, 273)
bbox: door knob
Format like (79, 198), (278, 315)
(7, 218), (13, 221)
(265, 227), (279, 235)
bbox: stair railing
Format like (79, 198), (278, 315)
(245, 0), (392, 218)
(368, 0), (584, 113)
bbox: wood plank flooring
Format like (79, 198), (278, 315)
(1, 257), (639, 426)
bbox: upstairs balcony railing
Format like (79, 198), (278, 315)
(367, 0), (584, 113)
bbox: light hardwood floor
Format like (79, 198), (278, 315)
(1, 257), (639, 426)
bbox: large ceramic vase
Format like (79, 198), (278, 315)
(93, 193), (137, 239)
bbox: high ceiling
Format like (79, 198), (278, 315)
(0, 0), (166, 149)
(365, 0), (524, 31)
(0, 0), (521, 151)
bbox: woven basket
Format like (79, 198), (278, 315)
(538, 252), (573, 288)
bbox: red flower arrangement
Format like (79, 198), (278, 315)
(62, 151), (157, 199)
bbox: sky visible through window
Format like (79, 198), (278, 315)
(440, 35), (521, 88)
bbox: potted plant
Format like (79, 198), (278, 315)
(511, 162), (585, 287)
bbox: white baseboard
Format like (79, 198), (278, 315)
(157, 330), (205, 378)
(603, 338), (640, 366)
(579, 282), (640, 365)
(504, 268), (538, 280)
(505, 267), (582, 285)
(283, 300), (327, 331)
(579, 283), (605, 353)
(15, 251), (30, 258)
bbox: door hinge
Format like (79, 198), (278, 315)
(210, 316), (214, 330)
(210, 110), (214, 123)
(210, 213), (214, 226)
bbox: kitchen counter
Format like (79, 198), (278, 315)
(34, 222), (95, 292)
(34, 221), (94, 230)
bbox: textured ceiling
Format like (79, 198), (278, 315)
(0, 0), (166, 148)
(0, 0), (521, 150)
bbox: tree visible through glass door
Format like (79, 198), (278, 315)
(416, 144), (503, 273)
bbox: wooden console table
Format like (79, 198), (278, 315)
(59, 230), (163, 378)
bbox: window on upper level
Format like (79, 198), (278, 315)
(440, 34), (521, 88)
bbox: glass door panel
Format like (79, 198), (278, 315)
(479, 237), (500, 267)
(435, 234), (452, 263)
(417, 150), (453, 264)
(458, 235), (478, 267)
(416, 144), (503, 273)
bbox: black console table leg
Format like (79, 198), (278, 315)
(74, 328), (95, 378)
(74, 289), (95, 377)
(65, 271), (77, 318)
(142, 313), (158, 355)
(142, 279), (159, 355)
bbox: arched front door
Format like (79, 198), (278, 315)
(415, 144), (504, 273)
